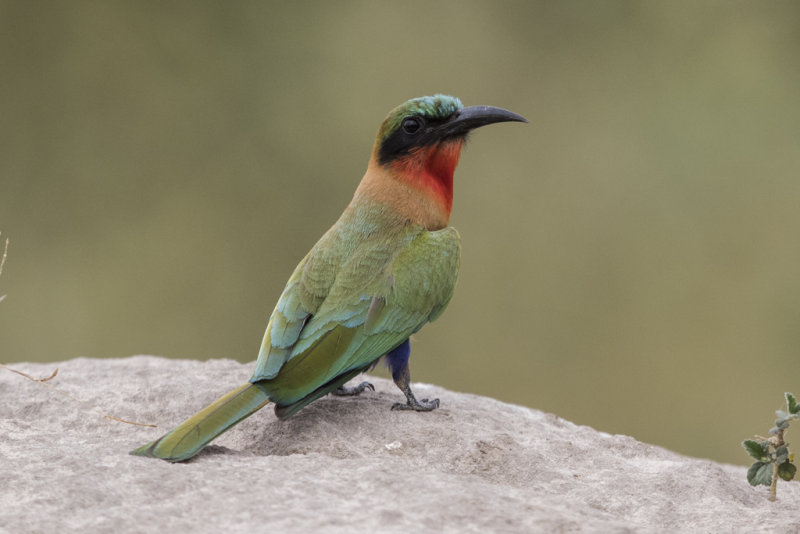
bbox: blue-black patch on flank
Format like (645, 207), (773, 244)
(384, 338), (411, 381)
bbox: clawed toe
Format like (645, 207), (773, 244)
(391, 397), (439, 412)
(332, 381), (375, 397)
(424, 398), (440, 410)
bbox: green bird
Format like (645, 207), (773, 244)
(131, 94), (526, 461)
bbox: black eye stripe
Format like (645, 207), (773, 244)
(378, 116), (450, 165)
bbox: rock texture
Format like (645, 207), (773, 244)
(1, 357), (797, 533)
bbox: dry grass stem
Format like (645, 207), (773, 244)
(0, 363), (156, 428)
(0, 235), (8, 277)
(103, 414), (157, 427)
(2, 365), (58, 382)
(0, 234), (7, 302)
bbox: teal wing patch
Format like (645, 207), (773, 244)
(252, 225), (461, 408)
(252, 253), (314, 379)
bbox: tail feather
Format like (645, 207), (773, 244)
(130, 382), (271, 462)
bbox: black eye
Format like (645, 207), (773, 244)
(401, 116), (423, 135)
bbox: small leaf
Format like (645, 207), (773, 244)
(778, 461), (796, 482)
(776, 410), (789, 420)
(776, 419), (790, 430)
(775, 446), (789, 465)
(787, 392), (799, 415)
(769, 426), (780, 435)
(747, 462), (773, 486)
(742, 440), (769, 461)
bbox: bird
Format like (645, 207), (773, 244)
(131, 94), (526, 461)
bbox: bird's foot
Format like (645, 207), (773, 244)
(388, 344), (439, 412)
(391, 396), (439, 411)
(332, 381), (374, 397)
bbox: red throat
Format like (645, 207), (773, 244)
(391, 139), (464, 217)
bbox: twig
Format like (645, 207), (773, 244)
(0, 363), (157, 428)
(768, 427), (786, 502)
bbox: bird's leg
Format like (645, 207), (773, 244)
(386, 339), (439, 411)
(390, 364), (439, 411)
(332, 381), (374, 396)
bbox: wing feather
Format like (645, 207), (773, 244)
(251, 225), (460, 409)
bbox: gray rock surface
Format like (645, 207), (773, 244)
(1, 356), (797, 533)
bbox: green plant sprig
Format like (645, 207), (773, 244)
(742, 392), (799, 501)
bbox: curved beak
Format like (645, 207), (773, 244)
(439, 105), (528, 137)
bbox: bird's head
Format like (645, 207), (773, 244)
(368, 95), (526, 225)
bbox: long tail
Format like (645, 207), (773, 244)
(130, 382), (271, 462)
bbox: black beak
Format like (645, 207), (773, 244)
(439, 105), (528, 137)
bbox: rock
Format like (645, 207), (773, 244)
(1, 356), (797, 533)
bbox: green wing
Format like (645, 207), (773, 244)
(251, 225), (461, 415)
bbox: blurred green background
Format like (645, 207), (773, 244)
(2, 1), (799, 466)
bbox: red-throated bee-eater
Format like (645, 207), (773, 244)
(132, 95), (526, 461)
